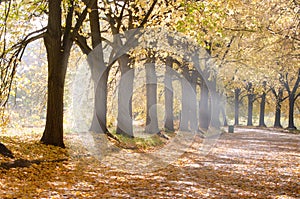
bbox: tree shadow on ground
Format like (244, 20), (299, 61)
(0, 158), (68, 169)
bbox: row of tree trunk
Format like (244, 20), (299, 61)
(111, 55), (215, 137)
(234, 70), (300, 129)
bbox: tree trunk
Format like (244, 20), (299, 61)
(209, 80), (220, 129)
(88, 0), (108, 134)
(234, 88), (240, 125)
(259, 81), (267, 127)
(180, 67), (195, 131)
(221, 106), (228, 126)
(164, 57), (174, 132)
(180, 76), (190, 131)
(199, 79), (210, 130)
(273, 87), (283, 128)
(287, 68), (300, 129)
(87, 45), (108, 134)
(41, 0), (70, 147)
(259, 92), (266, 127)
(145, 60), (159, 134)
(41, 68), (66, 147)
(246, 82), (254, 126)
(288, 94), (296, 129)
(247, 95), (254, 126)
(189, 70), (198, 131)
(116, 54), (134, 137)
(89, 66), (109, 134)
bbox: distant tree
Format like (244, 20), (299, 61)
(281, 68), (300, 129)
(258, 81), (267, 127)
(271, 86), (286, 128)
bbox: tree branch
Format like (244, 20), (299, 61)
(9, 28), (46, 51)
(116, 0), (127, 31)
(74, 0), (97, 33)
(138, 0), (158, 28)
(72, 33), (92, 55)
(62, 0), (74, 50)
(291, 68), (300, 97)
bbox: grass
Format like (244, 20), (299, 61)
(109, 129), (176, 152)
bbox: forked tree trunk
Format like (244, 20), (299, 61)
(116, 54), (134, 137)
(286, 68), (300, 129)
(88, 0), (108, 134)
(164, 57), (174, 132)
(272, 87), (283, 128)
(41, 0), (72, 147)
(259, 92), (266, 127)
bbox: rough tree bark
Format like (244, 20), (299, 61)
(41, 0), (73, 147)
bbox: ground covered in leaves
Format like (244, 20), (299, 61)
(0, 127), (299, 198)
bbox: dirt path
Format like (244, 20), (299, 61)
(0, 128), (299, 198)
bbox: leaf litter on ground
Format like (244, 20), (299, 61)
(0, 127), (299, 198)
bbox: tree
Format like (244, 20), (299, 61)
(234, 88), (241, 125)
(258, 81), (267, 127)
(271, 86), (285, 128)
(0, 1), (45, 109)
(246, 82), (255, 126)
(41, 0), (95, 147)
(281, 68), (300, 129)
(41, 0), (71, 147)
(85, 0), (107, 134)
